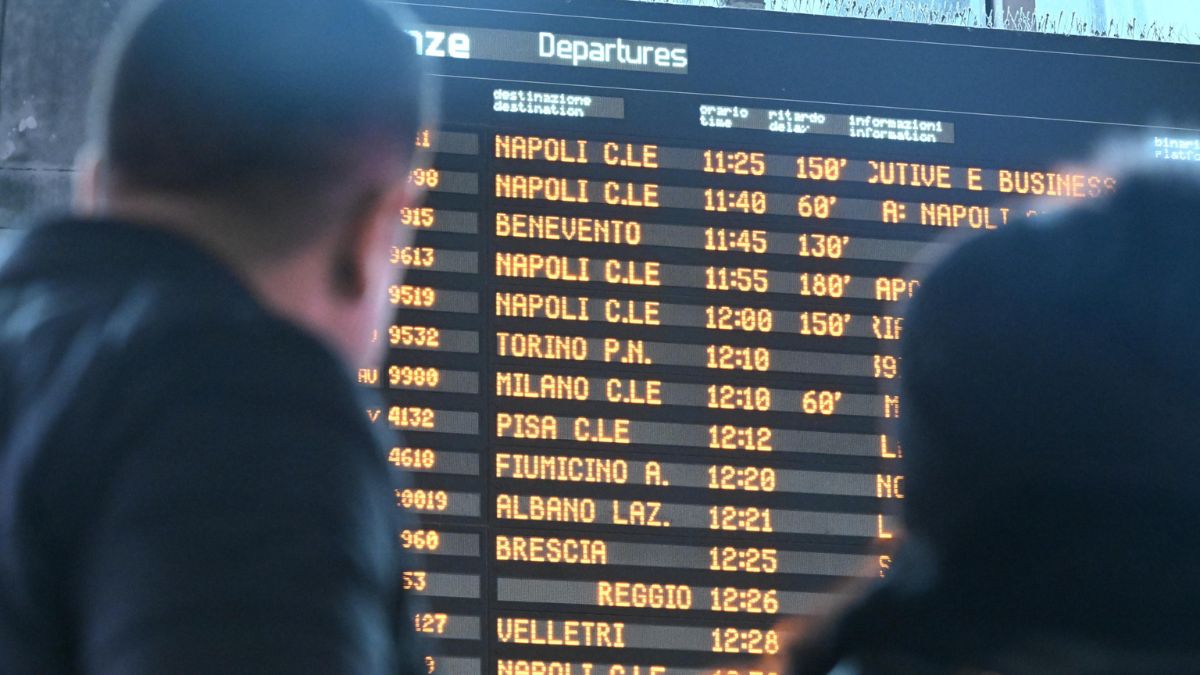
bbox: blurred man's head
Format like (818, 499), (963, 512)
(77, 0), (434, 364)
(789, 161), (1200, 675)
(888, 162), (1200, 653)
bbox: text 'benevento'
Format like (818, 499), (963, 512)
(538, 32), (688, 71)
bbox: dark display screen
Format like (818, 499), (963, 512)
(370, 3), (1200, 674)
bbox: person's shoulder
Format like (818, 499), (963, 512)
(0, 221), (383, 561)
(41, 221), (362, 412)
(0, 217), (324, 387)
(10, 215), (374, 439)
(0, 217), (357, 442)
(127, 304), (340, 381)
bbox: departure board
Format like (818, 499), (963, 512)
(364, 3), (1200, 675)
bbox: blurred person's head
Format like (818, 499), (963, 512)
(75, 0), (435, 365)
(795, 161), (1200, 673)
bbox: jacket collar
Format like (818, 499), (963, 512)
(0, 216), (257, 308)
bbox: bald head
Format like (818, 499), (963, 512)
(88, 0), (432, 257)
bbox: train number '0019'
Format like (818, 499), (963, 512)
(396, 489), (449, 512)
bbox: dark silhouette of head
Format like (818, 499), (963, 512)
(796, 162), (1200, 672)
(86, 0), (433, 256)
(77, 0), (436, 363)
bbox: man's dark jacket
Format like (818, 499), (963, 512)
(0, 217), (410, 673)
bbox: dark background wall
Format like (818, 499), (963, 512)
(0, 0), (127, 234)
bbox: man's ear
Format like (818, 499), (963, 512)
(72, 145), (104, 214)
(333, 180), (417, 300)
